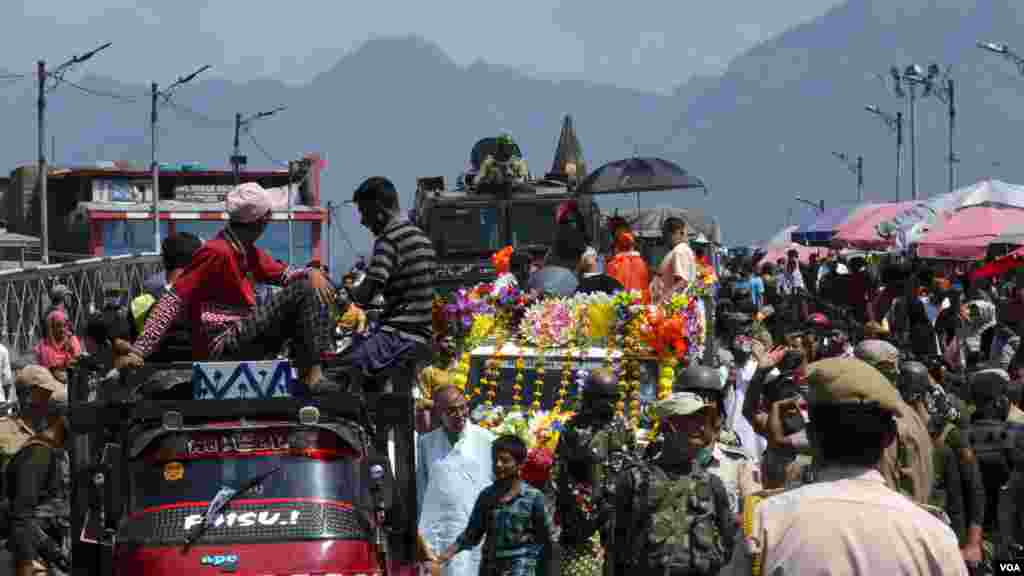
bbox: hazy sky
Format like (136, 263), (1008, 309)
(6, 0), (843, 93)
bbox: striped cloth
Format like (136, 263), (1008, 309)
(366, 218), (437, 345)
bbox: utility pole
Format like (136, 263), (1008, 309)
(151, 82), (159, 253)
(35, 42), (112, 263)
(857, 155), (864, 202)
(231, 106), (286, 185)
(37, 61), (47, 264)
(896, 112), (903, 201)
(232, 112), (243, 184)
(327, 201), (333, 278)
(150, 64), (212, 251)
(866, 105), (904, 201)
(287, 160), (295, 266)
(947, 77), (956, 194)
(832, 152), (863, 202)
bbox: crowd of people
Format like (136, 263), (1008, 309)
(3, 174), (1024, 575)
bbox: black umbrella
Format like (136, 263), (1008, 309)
(577, 157), (707, 196)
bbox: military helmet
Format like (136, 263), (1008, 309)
(898, 361), (931, 403)
(674, 365), (724, 394)
(969, 368), (1009, 403)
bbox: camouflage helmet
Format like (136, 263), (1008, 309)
(674, 364), (724, 394)
(898, 361), (931, 403)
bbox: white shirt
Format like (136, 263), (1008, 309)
(0, 344), (10, 403)
(728, 358), (765, 462)
(416, 423), (495, 576)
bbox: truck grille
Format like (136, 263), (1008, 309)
(120, 498), (369, 545)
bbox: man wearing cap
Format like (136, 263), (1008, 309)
(853, 340), (934, 504)
(120, 182), (336, 389)
(673, 365), (761, 522)
(6, 366), (71, 576)
(610, 392), (734, 576)
(723, 358), (967, 576)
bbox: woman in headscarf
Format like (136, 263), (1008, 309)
(35, 308), (82, 381)
(604, 216), (650, 303)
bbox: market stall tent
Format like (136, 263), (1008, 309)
(915, 205), (1024, 260)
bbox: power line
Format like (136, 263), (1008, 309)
(160, 96), (231, 128)
(48, 75), (140, 103)
(245, 129), (287, 167)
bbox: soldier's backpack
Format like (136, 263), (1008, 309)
(623, 463), (727, 575)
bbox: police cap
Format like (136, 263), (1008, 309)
(674, 365), (723, 394)
(15, 365), (67, 403)
(805, 358), (905, 417)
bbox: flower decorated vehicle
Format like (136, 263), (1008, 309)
(433, 251), (718, 431)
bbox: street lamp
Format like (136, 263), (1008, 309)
(232, 106), (287, 184)
(886, 64), (938, 200)
(978, 41), (1024, 75)
(832, 152), (864, 202)
(150, 65), (212, 251)
(911, 64), (957, 195)
(865, 105), (903, 201)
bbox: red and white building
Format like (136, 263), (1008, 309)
(5, 154), (326, 264)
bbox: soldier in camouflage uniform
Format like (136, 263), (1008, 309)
(899, 361), (985, 569)
(673, 365), (761, 522)
(610, 392), (734, 576)
(552, 369), (637, 576)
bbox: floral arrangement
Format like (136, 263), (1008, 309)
(436, 247), (718, 427)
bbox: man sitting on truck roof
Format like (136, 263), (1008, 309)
(118, 183), (337, 390)
(336, 176), (437, 389)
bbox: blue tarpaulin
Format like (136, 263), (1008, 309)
(790, 205), (866, 246)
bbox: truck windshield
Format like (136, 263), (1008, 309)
(509, 203), (559, 247)
(430, 205), (499, 256)
(120, 427), (371, 546)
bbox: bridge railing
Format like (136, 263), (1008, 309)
(0, 254), (164, 360)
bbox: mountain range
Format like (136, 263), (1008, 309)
(0, 0), (1022, 267)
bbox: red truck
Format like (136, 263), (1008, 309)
(73, 359), (420, 576)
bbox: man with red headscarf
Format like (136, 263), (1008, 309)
(605, 217), (650, 302)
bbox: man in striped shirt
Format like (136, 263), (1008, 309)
(339, 177), (437, 391)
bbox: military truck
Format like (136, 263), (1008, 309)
(414, 121), (598, 294)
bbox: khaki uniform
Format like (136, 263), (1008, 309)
(880, 406), (934, 504)
(699, 442), (761, 516)
(0, 416), (35, 461)
(1008, 403), (1024, 424)
(724, 468), (967, 575)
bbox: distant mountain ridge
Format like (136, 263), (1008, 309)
(1, 0), (1022, 262)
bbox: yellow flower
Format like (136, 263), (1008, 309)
(587, 302), (615, 339)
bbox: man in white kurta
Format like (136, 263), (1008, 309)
(417, 385), (495, 576)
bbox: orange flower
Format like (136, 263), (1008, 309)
(491, 246), (514, 276)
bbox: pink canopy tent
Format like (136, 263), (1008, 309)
(915, 206), (1024, 260)
(761, 243), (827, 265)
(832, 201), (916, 250)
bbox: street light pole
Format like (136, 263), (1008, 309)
(832, 152), (863, 202)
(37, 61), (47, 264)
(150, 64), (212, 251)
(978, 41), (1024, 75)
(231, 106), (286, 186)
(865, 105), (903, 201)
(35, 42), (112, 263)
(150, 82), (159, 253)
(947, 77), (956, 194)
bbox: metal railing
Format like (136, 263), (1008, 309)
(0, 253), (163, 360)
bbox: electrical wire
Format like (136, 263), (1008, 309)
(160, 96), (232, 128)
(48, 75), (140, 103)
(245, 129), (287, 167)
